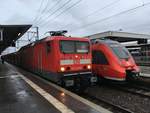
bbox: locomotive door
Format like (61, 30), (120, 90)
(38, 49), (43, 73)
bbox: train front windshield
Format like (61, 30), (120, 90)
(110, 44), (130, 59)
(60, 40), (89, 54)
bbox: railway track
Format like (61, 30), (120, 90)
(80, 93), (134, 113)
(132, 78), (150, 88)
(108, 83), (150, 99)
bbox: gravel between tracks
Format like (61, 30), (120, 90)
(85, 85), (150, 113)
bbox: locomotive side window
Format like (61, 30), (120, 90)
(46, 41), (51, 53)
(92, 50), (109, 65)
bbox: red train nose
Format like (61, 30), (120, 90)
(120, 59), (134, 68)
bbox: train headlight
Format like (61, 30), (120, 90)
(60, 67), (65, 72)
(87, 65), (91, 69)
(75, 55), (78, 58)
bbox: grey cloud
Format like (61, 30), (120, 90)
(1, 0), (150, 38)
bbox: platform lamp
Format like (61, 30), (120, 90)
(11, 40), (16, 47)
(0, 29), (3, 41)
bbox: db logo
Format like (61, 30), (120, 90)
(74, 60), (80, 64)
(126, 61), (130, 66)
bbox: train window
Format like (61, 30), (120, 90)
(110, 45), (129, 59)
(92, 50), (109, 65)
(46, 41), (51, 53)
(60, 41), (75, 53)
(76, 42), (89, 53)
(60, 40), (89, 53)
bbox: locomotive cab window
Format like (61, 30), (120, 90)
(92, 50), (109, 65)
(60, 41), (75, 53)
(76, 42), (89, 53)
(60, 40), (89, 53)
(46, 41), (51, 53)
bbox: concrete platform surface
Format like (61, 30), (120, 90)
(0, 62), (112, 113)
(0, 62), (61, 113)
(140, 66), (150, 74)
(140, 73), (150, 77)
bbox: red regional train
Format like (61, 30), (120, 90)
(4, 31), (97, 89)
(92, 39), (140, 82)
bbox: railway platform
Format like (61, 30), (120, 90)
(139, 66), (150, 77)
(0, 61), (111, 113)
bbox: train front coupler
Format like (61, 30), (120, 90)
(126, 70), (140, 80)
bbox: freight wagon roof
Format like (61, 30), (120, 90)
(0, 24), (32, 54)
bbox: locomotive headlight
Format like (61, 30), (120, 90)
(60, 67), (65, 72)
(87, 65), (91, 69)
(75, 55), (78, 58)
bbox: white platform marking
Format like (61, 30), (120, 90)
(0, 75), (20, 79)
(140, 73), (150, 77)
(20, 75), (74, 113)
(30, 73), (112, 113)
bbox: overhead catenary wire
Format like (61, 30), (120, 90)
(141, 0), (144, 5)
(34, 0), (50, 25)
(70, 1), (150, 32)
(37, 0), (72, 26)
(32, 0), (46, 25)
(40, 0), (83, 28)
(35, 0), (63, 25)
(59, 0), (120, 30)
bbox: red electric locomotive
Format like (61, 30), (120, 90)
(92, 39), (140, 82)
(4, 31), (97, 89)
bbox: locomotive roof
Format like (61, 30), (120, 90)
(18, 36), (89, 51)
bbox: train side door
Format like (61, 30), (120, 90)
(38, 47), (43, 73)
(92, 50), (109, 76)
(45, 41), (54, 71)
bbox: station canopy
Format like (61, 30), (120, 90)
(126, 43), (150, 48)
(86, 31), (150, 43)
(0, 25), (32, 54)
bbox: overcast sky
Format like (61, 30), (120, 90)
(1, 0), (150, 50)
